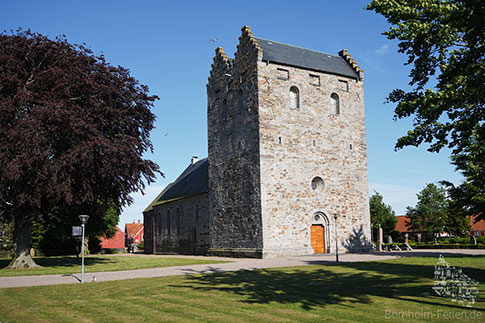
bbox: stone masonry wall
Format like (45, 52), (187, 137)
(257, 57), (371, 257)
(143, 209), (154, 254)
(207, 26), (264, 257)
(150, 193), (210, 255)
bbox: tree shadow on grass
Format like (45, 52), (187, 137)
(172, 261), (484, 311)
(305, 256), (485, 282)
(0, 255), (116, 270)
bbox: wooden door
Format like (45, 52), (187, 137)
(311, 225), (325, 254)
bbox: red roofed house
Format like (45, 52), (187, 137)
(395, 215), (421, 241)
(395, 215), (412, 234)
(125, 220), (144, 249)
(395, 215), (450, 241)
(99, 226), (125, 251)
(396, 214), (485, 239)
(470, 215), (485, 237)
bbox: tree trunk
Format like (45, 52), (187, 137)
(77, 237), (89, 257)
(7, 215), (40, 269)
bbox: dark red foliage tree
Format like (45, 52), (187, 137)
(0, 29), (160, 268)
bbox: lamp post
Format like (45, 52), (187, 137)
(334, 213), (339, 263)
(79, 214), (89, 283)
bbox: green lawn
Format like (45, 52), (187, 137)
(0, 256), (483, 322)
(0, 255), (228, 276)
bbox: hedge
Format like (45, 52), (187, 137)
(437, 237), (485, 244)
(407, 243), (485, 249)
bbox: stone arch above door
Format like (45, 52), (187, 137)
(312, 211), (329, 226)
(310, 212), (330, 254)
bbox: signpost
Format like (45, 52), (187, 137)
(78, 214), (89, 283)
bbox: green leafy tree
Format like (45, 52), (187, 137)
(0, 29), (160, 268)
(443, 176), (473, 236)
(367, 0), (485, 220)
(406, 183), (448, 239)
(31, 200), (119, 256)
(443, 203), (471, 236)
(444, 132), (485, 220)
(370, 191), (397, 241)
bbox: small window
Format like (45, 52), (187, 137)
(277, 68), (289, 80)
(289, 86), (300, 110)
(176, 208), (181, 235)
(311, 177), (325, 192)
(158, 212), (162, 233)
(239, 70), (247, 84)
(195, 204), (200, 225)
(310, 74), (320, 86)
(331, 93), (340, 115)
(166, 210), (171, 234)
(338, 80), (348, 91)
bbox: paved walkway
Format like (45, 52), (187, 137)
(0, 249), (482, 289)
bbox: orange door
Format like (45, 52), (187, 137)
(311, 225), (325, 254)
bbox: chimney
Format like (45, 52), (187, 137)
(138, 220), (141, 224)
(191, 156), (198, 165)
(133, 220), (135, 224)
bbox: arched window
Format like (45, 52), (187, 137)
(289, 86), (300, 110)
(176, 208), (181, 235)
(331, 93), (340, 115)
(195, 204), (200, 225)
(166, 210), (171, 234)
(157, 211), (162, 233)
(311, 176), (325, 193)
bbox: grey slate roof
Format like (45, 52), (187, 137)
(143, 158), (208, 212)
(255, 37), (358, 79)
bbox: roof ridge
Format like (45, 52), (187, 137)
(172, 157), (208, 182)
(254, 37), (342, 59)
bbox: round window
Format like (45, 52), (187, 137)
(311, 177), (325, 192)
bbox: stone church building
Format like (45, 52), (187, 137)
(143, 26), (371, 258)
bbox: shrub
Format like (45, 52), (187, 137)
(102, 248), (120, 254)
(407, 243), (485, 249)
(138, 240), (144, 250)
(449, 237), (469, 244)
(88, 237), (102, 254)
(476, 236), (485, 244)
(389, 230), (404, 243)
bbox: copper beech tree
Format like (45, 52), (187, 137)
(0, 30), (160, 268)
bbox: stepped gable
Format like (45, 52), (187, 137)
(339, 49), (364, 80)
(207, 46), (231, 84)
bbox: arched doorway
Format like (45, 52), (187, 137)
(311, 212), (330, 254)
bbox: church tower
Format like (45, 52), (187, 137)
(207, 26), (370, 258)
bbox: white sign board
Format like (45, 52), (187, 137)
(72, 226), (82, 237)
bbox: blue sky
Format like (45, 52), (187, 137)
(2, 0), (463, 225)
